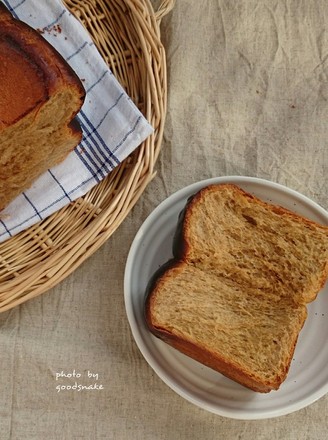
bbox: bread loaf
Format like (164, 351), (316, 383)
(0, 3), (85, 210)
(145, 184), (328, 392)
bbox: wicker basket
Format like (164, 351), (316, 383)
(0, 0), (174, 312)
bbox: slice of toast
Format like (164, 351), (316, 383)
(145, 184), (328, 392)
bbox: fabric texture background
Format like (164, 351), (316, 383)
(0, 0), (327, 438)
(0, 0), (153, 241)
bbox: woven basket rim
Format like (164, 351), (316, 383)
(0, 0), (175, 312)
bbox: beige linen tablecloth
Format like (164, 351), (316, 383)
(0, 1), (327, 438)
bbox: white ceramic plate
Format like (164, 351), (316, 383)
(124, 176), (328, 419)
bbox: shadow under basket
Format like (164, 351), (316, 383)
(0, 0), (175, 312)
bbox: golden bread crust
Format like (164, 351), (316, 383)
(0, 4), (85, 128)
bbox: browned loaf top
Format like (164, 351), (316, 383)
(145, 183), (328, 392)
(0, 3), (85, 210)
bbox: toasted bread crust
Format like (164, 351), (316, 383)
(0, 4), (85, 128)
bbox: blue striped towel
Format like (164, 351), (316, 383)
(0, 0), (153, 242)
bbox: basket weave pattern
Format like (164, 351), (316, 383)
(0, 0), (174, 312)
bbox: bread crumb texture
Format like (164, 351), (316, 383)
(146, 184), (328, 392)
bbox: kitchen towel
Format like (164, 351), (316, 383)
(0, 0), (153, 242)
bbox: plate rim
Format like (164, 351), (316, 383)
(124, 175), (328, 419)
